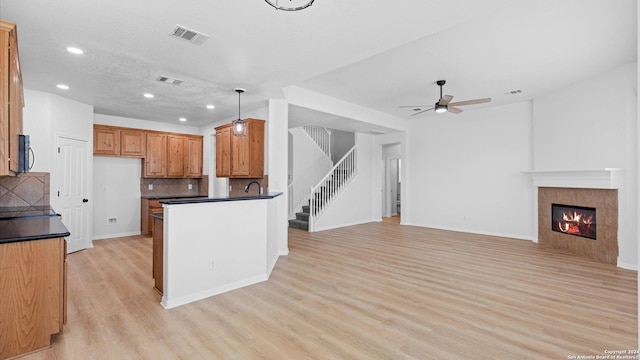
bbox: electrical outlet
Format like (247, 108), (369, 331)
(209, 260), (216, 271)
(148, 184), (153, 190)
(188, 183), (192, 190)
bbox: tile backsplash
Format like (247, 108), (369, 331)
(140, 178), (202, 197)
(0, 172), (50, 207)
(229, 175), (269, 197)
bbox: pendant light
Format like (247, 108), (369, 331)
(232, 88), (246, 136)
(264, 0), (314, 11)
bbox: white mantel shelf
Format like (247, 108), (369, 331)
(523, 168), (623, 189)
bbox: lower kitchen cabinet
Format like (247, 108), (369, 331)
(0, 237), (66, 360)
(152, 214), (164, 294)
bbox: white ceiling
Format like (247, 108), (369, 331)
(0, 0), (636, 132)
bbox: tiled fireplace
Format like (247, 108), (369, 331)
(528, 169), (621, 266)
(538, 187), (617, 265)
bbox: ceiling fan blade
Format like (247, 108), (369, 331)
(449, 97), (491, 107)
(410, 107), (434, 116)
(439, 95), (453, 105)
(399, 105), (432, 108)
(448, 106), (463, 114)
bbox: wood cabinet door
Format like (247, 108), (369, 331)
(120, 129), (146, 157)
(230, 131), (250, 177)
(185, 135), (203, 178)
(215, 127), (231, 177)
(144, 133), (167, 177)
(93, 125), (120, 156)
(166, 135), (185, 177)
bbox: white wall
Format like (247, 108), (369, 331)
(406, 101), (534, 240)
(93, 157), (142, 239)
(268, 100), (289, 255)
(22, 89), (52, 172)
(533, 62), (638, 267)
(314, 133), (377, 231)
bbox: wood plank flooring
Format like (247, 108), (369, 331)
(21, 222), (637, 359)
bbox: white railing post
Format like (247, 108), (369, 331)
(303, 125), (332, 160)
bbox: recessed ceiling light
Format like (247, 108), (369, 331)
(179, 118), (187, 122)
(56, 84), (69, 90)
(66, 47), (84, 55)
(144, 93), (154, 98)
(206, 104), (215, 109)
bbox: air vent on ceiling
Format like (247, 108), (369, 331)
(504, 89), (523, 95)
(170, 25), (210, 45)
(157, 76), (184, 85)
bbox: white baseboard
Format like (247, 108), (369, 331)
(161, 274), (268, 309)
(617, 258), (638, 271)
(403, 222), (535, 242)
(93, 231), (141, 240)
(312, 219), (376, 232)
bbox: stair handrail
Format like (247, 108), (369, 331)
(309, 145), (357, 230)
(303, 125), (332, 160)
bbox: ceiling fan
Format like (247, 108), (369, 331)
(400, 80), (491, 116)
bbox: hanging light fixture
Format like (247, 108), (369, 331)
(264, 0), (314, 11)
(232, 88), (247, 136)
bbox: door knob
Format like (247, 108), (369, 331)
(82, 198), (89, 203)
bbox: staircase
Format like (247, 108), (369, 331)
(289, 202), (311, 230)
(288, 145), (358, 231)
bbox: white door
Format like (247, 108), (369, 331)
(57, 136), (90, 253)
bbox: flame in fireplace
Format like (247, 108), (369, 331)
(557, 211), (593, 235)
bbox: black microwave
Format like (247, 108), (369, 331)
(18, 134), (31, 173)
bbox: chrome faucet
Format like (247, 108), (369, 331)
(244, 180), (262, 194)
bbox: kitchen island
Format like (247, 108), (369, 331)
(158, 192), (284, 309)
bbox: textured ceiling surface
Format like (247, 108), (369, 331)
(0, 0), (636, 130)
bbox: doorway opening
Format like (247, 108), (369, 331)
(381, 143), (401, 224)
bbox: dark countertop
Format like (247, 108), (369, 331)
(161, 192), (283, 205)
(141, 195), (208, 200)
(0, 205), (58, 219)
(0, 215), (70, 244)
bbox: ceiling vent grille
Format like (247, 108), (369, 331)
(157, 76), (184, 85)
(170, 25), (210, 45)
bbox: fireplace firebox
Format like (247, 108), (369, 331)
(551, 203), (596, 240)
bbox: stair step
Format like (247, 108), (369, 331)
(302, 205), (310, 213)
(288, 219), (309, 231)
(296, 212), (309, 221)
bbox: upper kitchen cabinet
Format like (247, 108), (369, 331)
(215, 126), (231, 177)
(143, 132), (168, 177)
(93, 125), (146, 157)
(184, 135), (203, 178)
(119, 128), (146, 157)
(166, 134), (185, 178)
(143, 132), (203, 178)
(93, 125), (120, 156)
(0, 20), (24, 176)
(215, 118), (265, 179)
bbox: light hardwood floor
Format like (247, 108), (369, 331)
(22, 222), (636, 359)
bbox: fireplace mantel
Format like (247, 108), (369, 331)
(523, 168), (623, 189)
